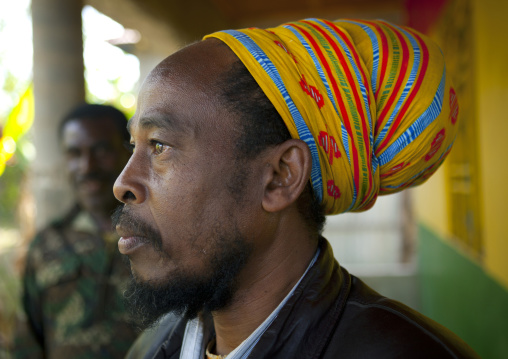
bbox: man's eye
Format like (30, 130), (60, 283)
(94, 144), (112, 157)
(154, 141), (168, 155)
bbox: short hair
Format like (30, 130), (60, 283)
(58, 103), (130, 142)
(219, 59), (326, 234)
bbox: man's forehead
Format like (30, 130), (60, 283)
(137, 44), (218, 108)
(127, 110), (186, 135)
(146, 39), (238, 87)
(63, 116), (116, 134)
(62, 118), (121, 148)
(131, 39), (241, 136)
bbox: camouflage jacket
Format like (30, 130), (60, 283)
(11, 206), (138, 359)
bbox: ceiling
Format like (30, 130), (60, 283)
(86, 0), (405, 59)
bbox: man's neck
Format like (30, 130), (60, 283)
(211, 232), (318, 356)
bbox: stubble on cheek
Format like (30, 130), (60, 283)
(119, 154), (259, 328)
(123, 220), (253, 330)
(126, 250), (173, 284)
(113, 204), (173, 283)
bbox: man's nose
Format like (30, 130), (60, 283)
(113, 155), (147, 204)
(79, 152), (97, 174)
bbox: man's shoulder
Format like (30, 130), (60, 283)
(24, 208), (107, 289)
(325, 275), (480, 358)
(28, 206), (104, 255)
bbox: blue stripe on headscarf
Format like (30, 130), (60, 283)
(223, 30), (324, 202)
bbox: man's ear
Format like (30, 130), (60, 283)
(262, 139), (312, 213)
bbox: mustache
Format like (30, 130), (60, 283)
(112, 204), (163, 252)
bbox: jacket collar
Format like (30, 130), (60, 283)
(247, 237), (351, 359)
(155, 238), (350, 359)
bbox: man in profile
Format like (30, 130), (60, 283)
(12, 104), (137, 358)
(114, 19), (480, 358)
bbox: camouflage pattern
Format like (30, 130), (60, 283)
(10, 206), (138, 359)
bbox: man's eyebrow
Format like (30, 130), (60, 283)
(127, 114), (183, 135)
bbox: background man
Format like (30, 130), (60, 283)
(114, 19), (480, 358)
(12, 104), (138, 358)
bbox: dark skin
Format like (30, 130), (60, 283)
(113, 39), (318, 355)
(62, 117), (130, 232)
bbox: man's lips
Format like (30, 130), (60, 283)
(116, 227), (150, 255)
(118, 236), (148, 255)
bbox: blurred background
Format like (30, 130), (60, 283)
(0, 0), (506, 357)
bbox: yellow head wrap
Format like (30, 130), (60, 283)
(205, 19), (459, 215)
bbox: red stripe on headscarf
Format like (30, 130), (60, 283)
(374, 23), (410, 135)
(376, 27), (430, 156)
(355, 20), (389, 102)
(322, 20), (373, 108)
(315, 19), (374, 204)
(292, 23), (361, 197)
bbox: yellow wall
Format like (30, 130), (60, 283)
(413, 167), (449, 238)
(472, 0), (508, 288)
(415, 0), (508, 290)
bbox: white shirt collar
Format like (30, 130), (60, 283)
(179, 247), (321, 359)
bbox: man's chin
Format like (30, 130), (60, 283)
(123, 279), (165, 330)
(122, 229), (252, 331)
(123, 276), (196, 331)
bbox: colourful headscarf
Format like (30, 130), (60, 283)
(205, 19), (459, 215)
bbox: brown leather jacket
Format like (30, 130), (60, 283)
(127, 238), (480, 359)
